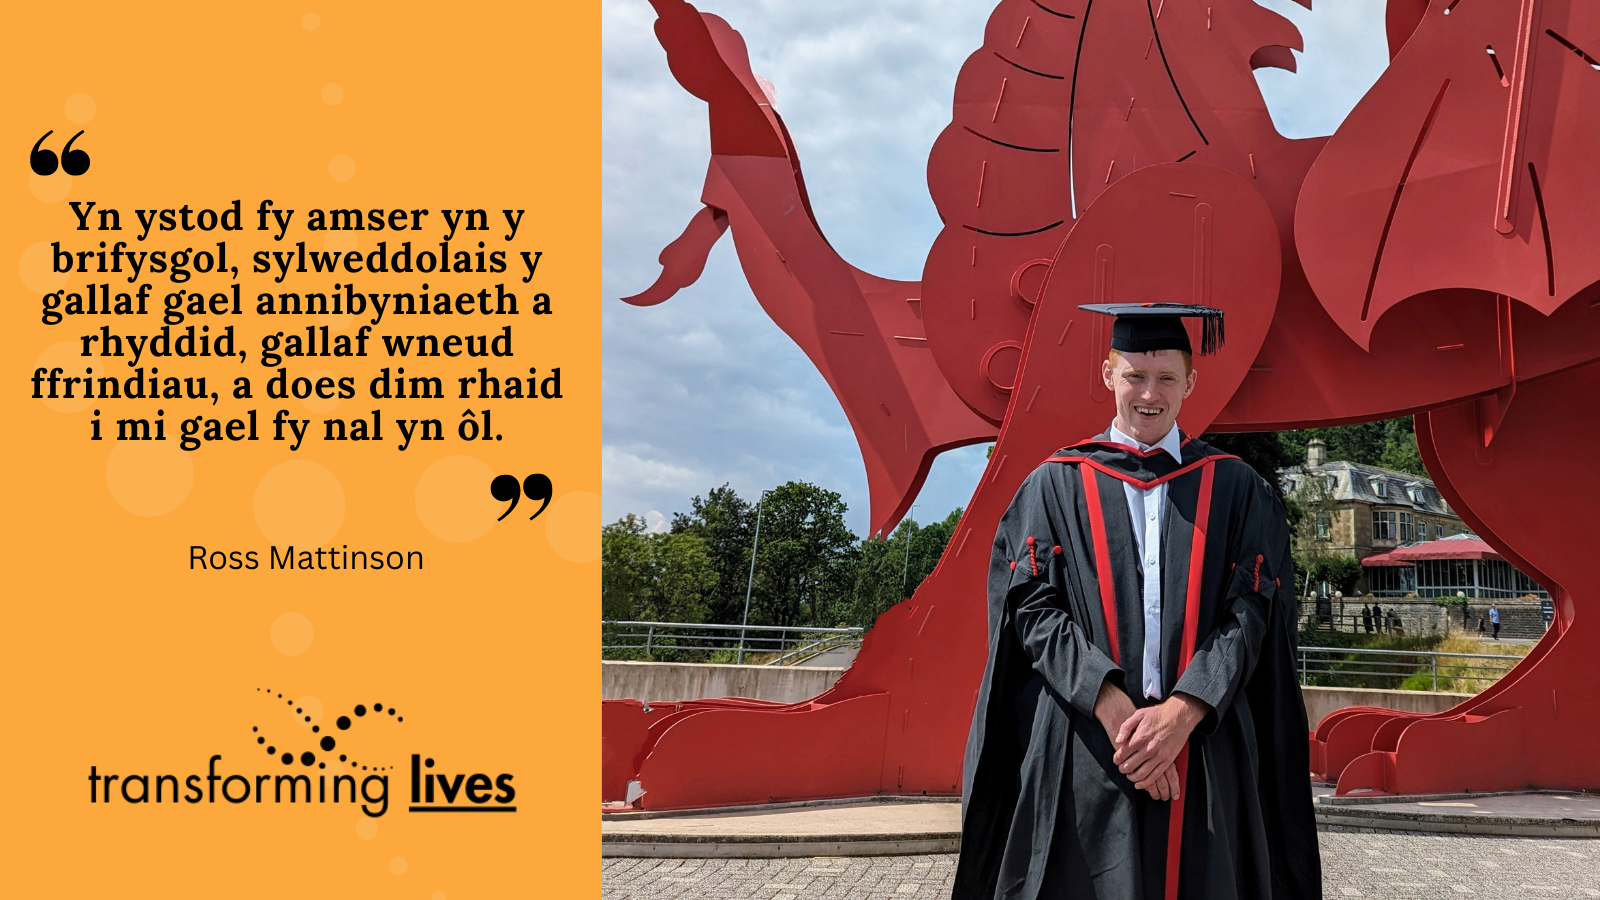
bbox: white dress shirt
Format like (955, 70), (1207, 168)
(1106, 421), (1185, 699)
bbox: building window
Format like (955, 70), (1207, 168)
(1407, 484), (1425, 503)
(1373, 510), (1397, 541)
(1400, 512), (1415, 542)
(1434, 523), (1444, 540)
(1316, 512), (1331, 540)
(1373, 479), (1388, 498)
(1365, 565), (1414, 595)
(1412, 558), (1549, 599)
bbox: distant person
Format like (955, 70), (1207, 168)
(1372, 602), (1384, 634)
(1490, 604), (1501, 640)
(1478, 615), (1486, 637)
(1362, 604), (1373, 633)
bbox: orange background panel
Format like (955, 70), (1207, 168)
(1, 2), (598, 896)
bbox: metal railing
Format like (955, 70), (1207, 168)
(1302, 611), (1413, 635)
(1298, 645), (1523, 692)
(601, 620), (863, 666)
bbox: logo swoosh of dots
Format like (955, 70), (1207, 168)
(254, 688), (404, 772)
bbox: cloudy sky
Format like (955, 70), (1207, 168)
(603, 0), (1393, 536)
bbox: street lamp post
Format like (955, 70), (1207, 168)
(900, 504), (917, 596)
(737, 490), (769, 665)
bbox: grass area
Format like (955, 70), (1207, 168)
(1396, 635), (1528, 693)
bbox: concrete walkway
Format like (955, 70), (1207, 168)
(603, 833), (1600, 899)
(1317, 788), (1600, 837)
(605, 799), (960, 858)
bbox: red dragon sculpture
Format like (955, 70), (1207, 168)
(608, 0), (1600, 808)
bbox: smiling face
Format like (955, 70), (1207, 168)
(1102, 349), (1197, 445)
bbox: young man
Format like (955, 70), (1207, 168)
(956, 304), (1320, 900)
(1490, 604), (1501, 640)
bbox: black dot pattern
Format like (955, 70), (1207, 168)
(254, 692), (404, 776)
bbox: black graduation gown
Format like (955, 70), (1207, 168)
(954, 434), (1320, 900)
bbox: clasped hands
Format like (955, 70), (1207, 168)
(1093, 679), (1208, 801)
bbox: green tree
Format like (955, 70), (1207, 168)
(746, 481), (859, 628)
(1278, 417), (1427, 476)
(1305, 555), (1363, 596)
(601, 514), (654, 621)
(670, 485), (755, 625)
(650, 532), (718, 623)
(1378, 419), (1427, 477)
(1284, 467), (1342, 599)
(601, 514), (717, 624)
(845, 509), (962, 628)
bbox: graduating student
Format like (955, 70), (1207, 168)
(955, 304), (1320, 900)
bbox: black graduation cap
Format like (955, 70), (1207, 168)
(1077, 302), (1226, 356)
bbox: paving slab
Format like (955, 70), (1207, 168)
(602, 834), (1600, 899)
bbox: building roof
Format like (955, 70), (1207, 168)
(1280, 459), (1456, 518)
(1362, 534), (1504, 566)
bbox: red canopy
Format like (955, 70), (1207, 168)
(1360, 549), (1412, 567)
(1362, 537), (1504, 565)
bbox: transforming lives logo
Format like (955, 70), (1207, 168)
(86, 690), (516, 818)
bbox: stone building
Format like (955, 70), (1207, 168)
(1280, 439), (1470, 588)
(1281, 440), (1548, 636)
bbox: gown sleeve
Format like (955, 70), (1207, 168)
(997, 466), (1123, 720)
(1172, 466), (1287, 734)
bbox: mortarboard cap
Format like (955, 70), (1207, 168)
(1078, 302), (1226, 356)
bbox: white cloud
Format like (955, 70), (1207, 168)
(603, 445), (707, 495)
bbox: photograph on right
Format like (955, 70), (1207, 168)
(602, 0), (1600, 896)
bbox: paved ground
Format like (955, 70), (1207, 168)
(603, 831), (1600, 899)
(1326, 790), (1600, 824)
(604, 800), (959, 839)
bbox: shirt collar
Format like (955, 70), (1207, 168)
(1108, 420), (1184, 464)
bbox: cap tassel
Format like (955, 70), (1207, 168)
(1200, 312), (1225, 356)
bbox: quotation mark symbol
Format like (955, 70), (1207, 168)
(31, 130), (91, 176)
(490, 474), (554, 522)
